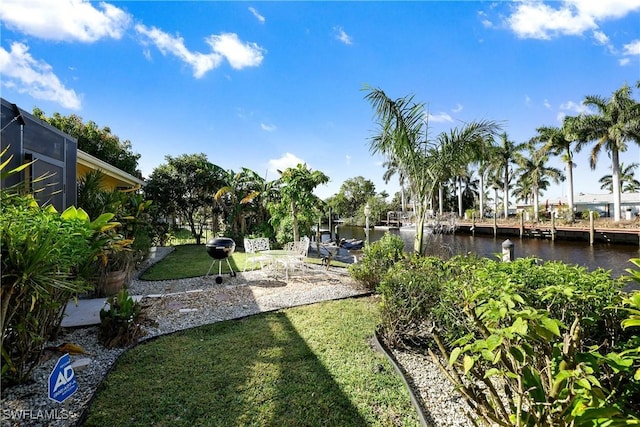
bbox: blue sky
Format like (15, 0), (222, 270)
(1, 0), (639, 201)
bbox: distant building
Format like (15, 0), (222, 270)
(515, 192), (640, 220)
(572, 192), (640, 219)
(1, 98), (144, 212)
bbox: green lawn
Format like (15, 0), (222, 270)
(82, 297), (420, 426)
(140, 244), (351, 281)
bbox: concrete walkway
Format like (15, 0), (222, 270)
(61, 295), (144, 327)
(61, 247), (173, 328)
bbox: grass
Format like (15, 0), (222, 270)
(140, 244), (351, 281)
(82, 297), (420, 426)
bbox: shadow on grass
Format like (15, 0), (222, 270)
(82, 310), (369, 426)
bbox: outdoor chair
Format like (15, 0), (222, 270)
(243, 237), (272, 271)
(284, 236), (310, 275)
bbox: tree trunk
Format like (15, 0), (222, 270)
(479, 171), (485, 219)
(566, 158), (574, 221)
(438, 185), (444, 216)
(457, 177), (463, 218)
(503, 169), (509, 219)
(291, 200), (300, 241)
(187, 213), (201, 245)
(533, 187), (540, 221)
(414, 202), (426, 254)
(612, 148), (622, 222)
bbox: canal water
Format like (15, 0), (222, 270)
(334, 225), (640, 280)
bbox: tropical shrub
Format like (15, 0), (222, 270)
(1, 197), (94, 386)
(431, 291), (639, 425)
(99, 289), (143, 348)
(348, 232), (406, 291)
(373, 253), (638, 425)
(377, 255), (447, 347)
(77, 170), (156, 294)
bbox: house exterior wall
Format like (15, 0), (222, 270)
(1, 98), (77, 211)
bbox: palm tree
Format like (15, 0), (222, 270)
(436, 124), (499, 217)
(488, 133), (526, 218)
(364, 86), (435, 253)
(534, 116), (578, 220)
(277, 163), (329, 242)
(573, 83), (640, 222)
(364, 85), (498, 252)
(599, 162), (640, 193)
(467, 134), (497, 218)
(516, 144), (564, 221)
(214, 167), (268, 236)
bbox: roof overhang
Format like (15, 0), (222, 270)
(77, 150), (145, 188)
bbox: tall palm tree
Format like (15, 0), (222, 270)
(364, 86), (436, 253)
(599, 162), (640, 193)
(467, 134), (497, 218)
(534, 116), (578, 220)
(516, 144), (564, 221)
(488, 133), (526, 218)
(364, 85), (498, 252)
(573, 82), (640, 221)
(436, 124), (498, 217)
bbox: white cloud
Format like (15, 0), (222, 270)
(452, 103), (463, 113)
(622, 39), (640, 55)
(249, 6), (265, 23)
(544, 99), (551, 109)
(428, 112), (453, 123)
(506, 0), (640, 40)
(556, 99), (591, 122)
(268, 153), (305, 174)
(0, 42), (81, 109)
(478, 11), (494, 28)
(334, 26), (353, 45)
(136, 25), (264, 77)
(592, 30), (610, 45)
(260, 123), (277, 132)
(525, 95), (532, 106)
(206, 33), (265, 69)
(559, 100), (589, 114)
(345, 155), (352, 165)
(0, 0), (130, 42)
(619, 57), (631, 66)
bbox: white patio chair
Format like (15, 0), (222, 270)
(284, 236), (310, 276)
(243, 237), (272, 271)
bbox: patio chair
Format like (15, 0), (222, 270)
(243, 237), (272, 271)
(284, 236), (310, 275)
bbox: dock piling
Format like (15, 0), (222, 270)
(589, 211), (595, 246)
(502, 239), (514, 262)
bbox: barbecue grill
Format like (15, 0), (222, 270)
(205, 237), (237, 284)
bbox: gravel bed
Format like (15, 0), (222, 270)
(391, 349), (474, 426)
(1, 248), (473, 426)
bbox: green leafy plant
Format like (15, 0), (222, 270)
(377, 255), (447, 348)
(348, 232), (406, 291)
(1, 149), (96, 386)
(371, 253), (639, 424)
(99, 288), (143, 348)
(431, 290), (639, 426)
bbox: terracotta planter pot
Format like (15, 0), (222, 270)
(100, 269), (127, 297)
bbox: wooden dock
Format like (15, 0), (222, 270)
(456, 221), (640, 246)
